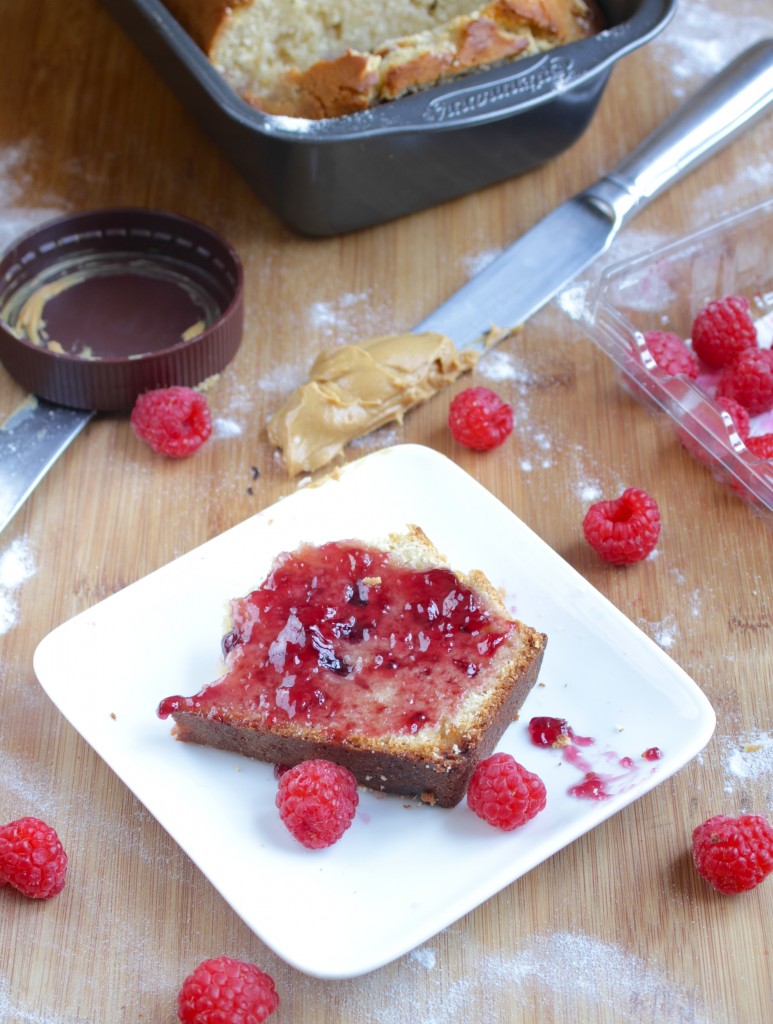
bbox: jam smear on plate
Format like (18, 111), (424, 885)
(528, 715), (663, 801)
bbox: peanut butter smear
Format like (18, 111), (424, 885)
(12, 273), (80, 350)
(267, 331), (479, 475)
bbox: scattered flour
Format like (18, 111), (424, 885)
(725, 732), (773, 782)
(718, 730), (773, 809)
(408, 946), (437, 971)
(0, 143), (67, 250)
(262, 113), (317, 134)
(687, 588), (703, 618)
(556, 281), (595, 325)
(477, 348), (535, 388)
(0, 747), (59, 821)
(652, 3), (773, 98)
(566, 444), (624, 504)
(349, 424), (401, 455)
(637, 609), (679, 650)
(307, 292), (379, 338)
(0, 977), (91, 1024)
(363, 932), (711, 1024)
(254, 362), (307, 395)
(577, 478), (603, 502)
(212, 417), (243, 438)
(462, 248), (501, 279)
(0, 537), (36, 634)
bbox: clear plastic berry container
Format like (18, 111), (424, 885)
(588, 197), (773, 524)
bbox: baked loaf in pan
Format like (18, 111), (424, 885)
(161, 0), (604, 118)
(157, 527), (547, 807)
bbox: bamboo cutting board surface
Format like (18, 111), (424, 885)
(0, 0), (772, 1021)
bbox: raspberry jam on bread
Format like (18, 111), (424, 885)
(158, 527), (546, 806)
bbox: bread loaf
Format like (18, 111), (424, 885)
(161, 0), (603, 118)
(157, 526), (547, 807)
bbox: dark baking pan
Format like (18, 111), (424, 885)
(99, 0), (676, 236)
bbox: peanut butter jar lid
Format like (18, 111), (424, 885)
(0, 208), (244, 412)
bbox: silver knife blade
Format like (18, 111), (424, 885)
(418, 39), (773, 347)
(418, 193), (616, 344)
(0, 400), (93, 529)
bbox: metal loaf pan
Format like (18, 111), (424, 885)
(100, 0), (676, 236)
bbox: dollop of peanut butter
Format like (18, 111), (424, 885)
(267, 331), (479, 475)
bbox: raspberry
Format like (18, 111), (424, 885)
(582, 487), (660, 566)
(0, 817), (68, 899)
(692, 814), (773, 895)
(715, 348), (773, 416)
(276, 759), (358, 849)
(691, 295), (758, 368)
(448, 386), (513, 451)
(467, 752), (546, 830)
(746, 433), (773, 459)
(177, 956), (278, 1024)
(642, 330), (699, 378)
(716, 396), (751, 443)
(131, 386), (213, 457)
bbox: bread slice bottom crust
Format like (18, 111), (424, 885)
(161, 527), (547, 807)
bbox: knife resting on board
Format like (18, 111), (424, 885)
(418, 38), (773, 345)
(1, 39), (772, 526)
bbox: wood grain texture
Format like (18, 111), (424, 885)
(0, 1), (772, 1021)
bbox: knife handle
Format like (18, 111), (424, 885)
(591, 38), (773, 224)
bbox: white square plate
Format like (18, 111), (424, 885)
(34, 445), (715, 979)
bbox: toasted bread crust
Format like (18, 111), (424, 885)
(162, 527), (547, 807)
(171, 627), (544, 806)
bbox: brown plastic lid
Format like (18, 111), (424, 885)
(0, 208), (244, 411)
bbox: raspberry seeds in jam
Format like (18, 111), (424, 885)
(158, 539), (516, 742)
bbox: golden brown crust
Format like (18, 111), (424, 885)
(171, 632), (544, 806)
(161, 0), (604, 119)
(376, 17), (531, 102)
(484, 0), (570, 38)
(164, 527), (547, 807)
(253, 51), (380, 120)
(160, 0), (240, 51)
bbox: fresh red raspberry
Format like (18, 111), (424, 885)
(467, 752), (546, 830)
(0, 817), (68, 899)
(582, 487), (661, 566)
(448, 386), (513, 451)
(716, 396), (751, 442)
(276, 759), (358, 849)
(715, 348), (773, 416)
(691, 295), (758, 369)
(131, 386), (212, 457)
(642, 330), (699, 378)
(746, 433), (773, 459)
(177, 956), (278, 1024)
(692, 814), (773, 895)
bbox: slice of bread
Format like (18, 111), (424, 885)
(157, 526), (547, 807)
(161, 0), (603, 118)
